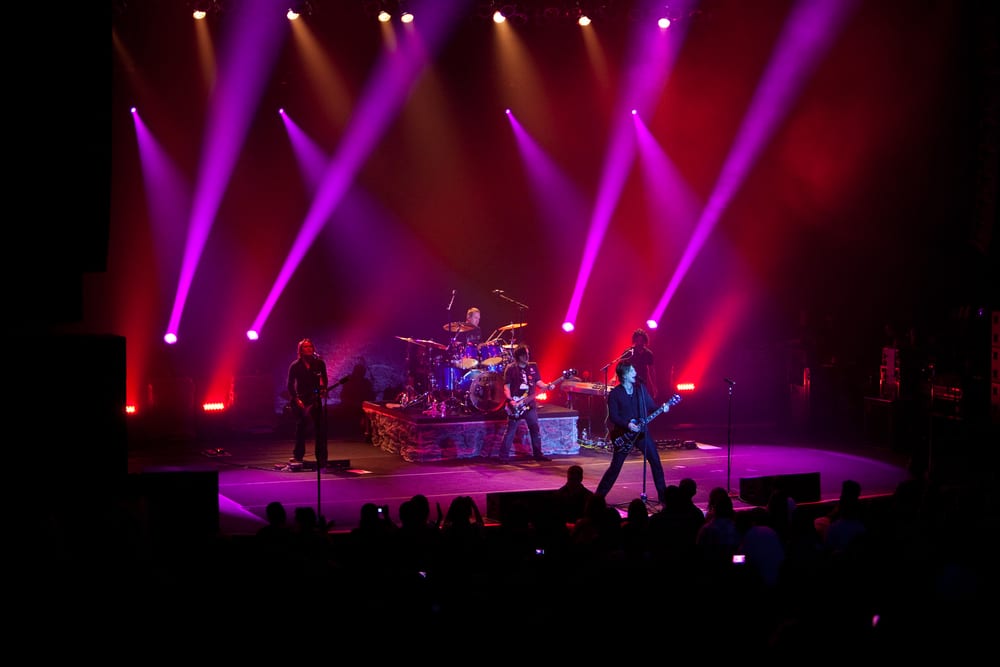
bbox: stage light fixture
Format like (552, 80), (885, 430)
(286, 1), (311, 20)
(189, 0), (222, 20)
(192, 1), (209, 20)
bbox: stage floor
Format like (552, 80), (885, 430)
(126, 425), (915, 535)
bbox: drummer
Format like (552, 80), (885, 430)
(456, 307), (482, 346)
(445, 306), (483, 374)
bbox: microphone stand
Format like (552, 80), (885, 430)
(495, 292), (528, 347)
(315, 374), (350, 525)
(599, 349), (633, 442)
(636, 378), (656, 512)
(314, 381), (327, 523)
(725, 379), (736, 498)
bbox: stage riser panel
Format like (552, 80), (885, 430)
(363, 402), (580, 462)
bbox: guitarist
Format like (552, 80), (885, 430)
(287, 338), (329, 469)
(595, 360), (671, 505)
(496, 345), (553, 462)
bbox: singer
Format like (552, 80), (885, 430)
(622, 328), (658, 401)
(594, 359), (671, 504)
(287, 338), (329, 469)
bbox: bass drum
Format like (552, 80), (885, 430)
(457, 368), (482, 393)
(468, 370), (506, 413)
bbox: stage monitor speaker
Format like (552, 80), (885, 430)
(739, 472), (820, 506)
(486, 489), (557, 524)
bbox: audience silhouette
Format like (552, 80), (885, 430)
(552, 464), (594, 526)
(121, 466), (990, 655)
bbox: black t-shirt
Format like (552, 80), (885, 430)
(503, 361), (541, 400)
(287, 356), (328, 406)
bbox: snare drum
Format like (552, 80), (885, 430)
(478, 342), (504, 368)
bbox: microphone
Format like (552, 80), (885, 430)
(724, 377), (735, 385)
(447, 289), (456, 311)
(492, 289), (504, 294)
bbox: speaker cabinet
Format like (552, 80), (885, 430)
(486, 489), (558, 524)
(133, 469), (220, 547)
(739, 472), (820, 506)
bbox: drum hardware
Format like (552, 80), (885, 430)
(396, 389), (433, 410)
(496, 322), (527, 332)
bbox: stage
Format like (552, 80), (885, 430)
(124, 424), (917, 537)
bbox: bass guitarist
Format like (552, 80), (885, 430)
(496, 344), (554, 462)
(595, 359), (673, 505)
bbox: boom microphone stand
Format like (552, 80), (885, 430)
(599, 349), (633, 441)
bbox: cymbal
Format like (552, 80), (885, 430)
(395, 336), (425, 346)
(497, 322), (527, 332)
(444, 321), (475, 333)
(395, 336), (447, 350)
(414, 338), (447, 350)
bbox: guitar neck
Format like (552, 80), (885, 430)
(642, 405), (666, 425)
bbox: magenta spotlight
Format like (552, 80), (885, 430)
(562, 322), (575, 333)
(164, 333), (178, 344)
(246, 330), (259, 341)
(646, 320), (658, 330)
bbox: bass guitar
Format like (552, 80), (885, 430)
(505, 369), (577, 418)
(610, 393), (682, 454)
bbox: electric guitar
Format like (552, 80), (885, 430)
(290, 375), (350, 416)
(505, 369), (577, 418)
(610, 393), (682, 454)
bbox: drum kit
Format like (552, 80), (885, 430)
(393, 321), (527, 414)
